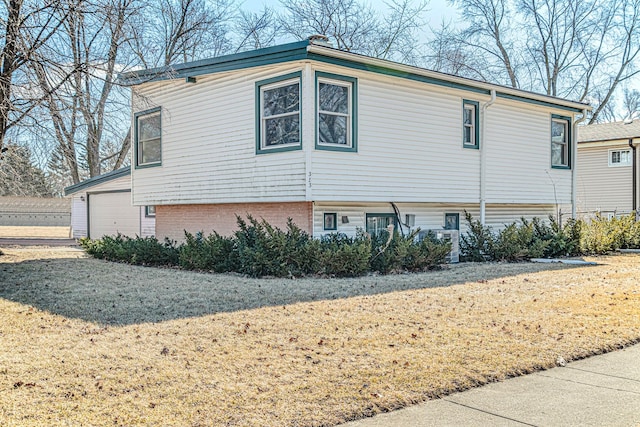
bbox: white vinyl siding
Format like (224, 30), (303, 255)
(608, 149), (632, 167)
(485, 104), (572, 204)
(577, 144), (633, 215)
(312, 202), (557, 237)
(131, 61), (574, 210)
(70, 196), (87, 239)
(132, 64), (307, 206)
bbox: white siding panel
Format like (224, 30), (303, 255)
(312, 202), (557, 237)
(132, 64), (308, 206)
(70, 196), (87, 238)
(577, 144), (633, 214)
(140, 209), (156, 237)
(485, 104), (572, 204)
(311, 71), (482, 203)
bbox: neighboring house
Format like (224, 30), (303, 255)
(119, 38), (589, 243)
(64, 167), (155, 239)
(577, 120), (640, 219)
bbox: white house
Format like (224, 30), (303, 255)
(64, 166), (155, 239)
(119, 38), (589, 242)
(576, 120), (640, 219)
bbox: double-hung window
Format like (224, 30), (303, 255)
(608, 149), (632, 167)
(463, 100), (479, 149)
(135, 108), (162, 167)
(316, 72), (357, 152)
(551, 115), (571, 169)
(256, 72), (301, 153)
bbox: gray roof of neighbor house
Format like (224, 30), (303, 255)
(118, 39), (590, 114)
(578, 120), (640, 143)
(64, 166), (130, 196)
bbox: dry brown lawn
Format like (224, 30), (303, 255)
(0, 247), (639, 426)
(0, 226), (70, 238)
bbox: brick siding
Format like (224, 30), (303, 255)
(156, 202), (313, 241)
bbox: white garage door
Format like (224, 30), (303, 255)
(89, 191), (140, 238)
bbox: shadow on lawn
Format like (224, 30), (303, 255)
(0, 254), (591, 326)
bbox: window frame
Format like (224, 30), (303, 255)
(323, 212), (338, 231)
(608, 149), (632, 167)
(365, 213), (397, 236)
(255, 71), (302, 154)
(551, 114), (572, 169)
(462, 100), (480, 149)
(315, 71), (357, 152)
(444, 212), (460, 230)
(134, 107), (162, 168)
(145, 205), (156, 217)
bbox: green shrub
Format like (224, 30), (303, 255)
(580, 214), (616, 255)
(460, 212), (495, 262)
(369, 229), (451, 273)
(179, 231), (236, 272)
(80, 234), (178, 266)
(319, 231), (371, 277)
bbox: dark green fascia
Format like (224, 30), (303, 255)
(463, 99), (480, 150)
(315, 71), (358, 153)
(255, 71), (303, 155)
(551, 114), (572, 170)
(499, 92), (584, 113)
(134, 107), (162, 169)
(64, 166), (131, 196)
(308, 52), (490, 96)
(119, 41), (311, 85)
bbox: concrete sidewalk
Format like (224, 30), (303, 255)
(341, 344), (640, 427)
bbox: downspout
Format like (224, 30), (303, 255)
(629, 138), (637, 215)
(480, 89), (497, 225)
(571, 109), (588, 219)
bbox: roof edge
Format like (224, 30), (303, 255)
(64, 166), (131, 196)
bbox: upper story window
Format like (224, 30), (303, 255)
(463, 100), (479, 149)
(256, 72), (301, 154)
(551, 115), (571, 169)
(135, 108), (161, 167)
(609, 149), (632, 167)
(316, 72), (357, 152)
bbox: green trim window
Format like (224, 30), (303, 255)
(315, 72), (357, 152)
(551, 115), (571, 169)
(366, 213), (396, 236)
(135, 107), (162, 168)
(444, 213), (460, 230)
(145, 205), (156, 217)
(463, 100), (479, 149)
(323, 212), (337, 231)
(256, 72), (302, 154)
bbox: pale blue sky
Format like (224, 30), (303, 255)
(239, 0), (460, 30)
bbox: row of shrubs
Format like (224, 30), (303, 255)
(80, 215), (451, 278)
(460, 212), (640, 262)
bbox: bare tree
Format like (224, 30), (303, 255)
(131, 0), (234, 68)
(29, 0), (139, 183)
(278, 0), (379, 53)
(0, 0), (70, 152)
(450, 0), (520, 88)
(235, 6), (279, 52)
(371, 0), (428, 64)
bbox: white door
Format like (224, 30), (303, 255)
(89, 191), (140, 238)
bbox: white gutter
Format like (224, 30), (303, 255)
(480, 90), (497, 225)
(572, 109), (588, 219)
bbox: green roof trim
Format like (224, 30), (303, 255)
(119, 40), (311, 85)
(64, 166), (131, 196)
(119, 40), (590, 113)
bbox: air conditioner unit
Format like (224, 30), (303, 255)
(417, 229), (460, 263)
